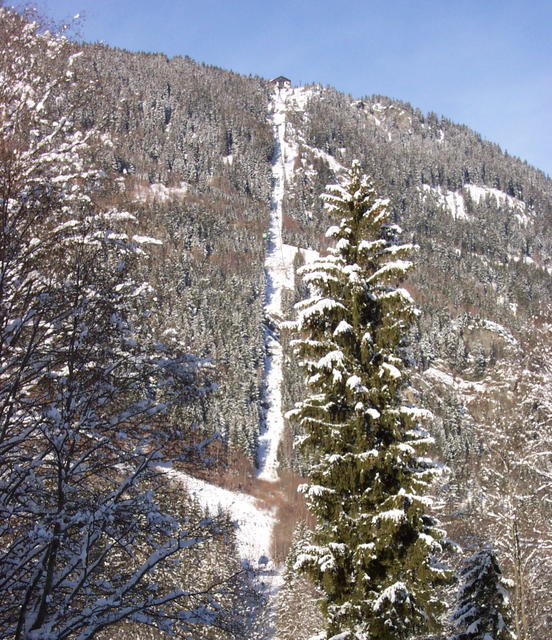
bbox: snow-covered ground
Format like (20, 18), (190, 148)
(161, 467), (277, 568)
(420, 184), (469, 220)
(133, 181), (190, 202)
(160, 466), (282, 638)
(464, 184), (528, 223)
(420, 183), (529, 224)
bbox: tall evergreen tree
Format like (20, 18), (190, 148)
(286, 161), (451, 640)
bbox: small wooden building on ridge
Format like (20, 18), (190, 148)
(270, 76), (291, 89)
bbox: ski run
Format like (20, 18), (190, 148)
(258, 84), (320, 482)
(257, 84), (292, 483)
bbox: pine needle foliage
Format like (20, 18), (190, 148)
(450, 548), (515, 640)
(286, 161), (452, 640)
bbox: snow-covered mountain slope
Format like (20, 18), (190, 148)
(80, 44), (552, 637)
(419, 182), (529, 224)
(162, 467), (276, 567)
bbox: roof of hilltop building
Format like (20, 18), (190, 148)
(270, 76), (291, 88)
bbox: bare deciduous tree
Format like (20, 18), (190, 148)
(0, 9), (241, 639)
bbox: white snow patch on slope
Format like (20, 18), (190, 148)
(161, 467), (283, 638)
(278, 85), (346, 179)
(134, 182), (190, 202)
(423, 366), (488, 401)
(423, 367), (455, 387)
(161, 467), (276, 566)
(277, 244), (319, 291)
(420, 184), (467, 220)
(420, 183), (529, 225)
(464, 184), (527, 223)
(285, 84), (316, 111)
(309, 145), (347, 175)
(460, 317), (518, 346)
(363, 102), (411, 141)
(265, 243), (317, 318)
(458, 378), (488, 395)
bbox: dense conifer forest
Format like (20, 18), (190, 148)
(0, 7), (550, 639)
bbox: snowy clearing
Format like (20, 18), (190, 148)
(133, 181), (190, 202)
(420, 184), (468, 220)
(161, 466), (283, 638)
(161, 466), (276, 567)
(420, 183), (529, 225)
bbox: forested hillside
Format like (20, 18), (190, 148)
(1, 7), (551, 639)
(76, 42), (275, 456)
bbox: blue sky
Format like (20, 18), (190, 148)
(33, 0), (551, 176)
